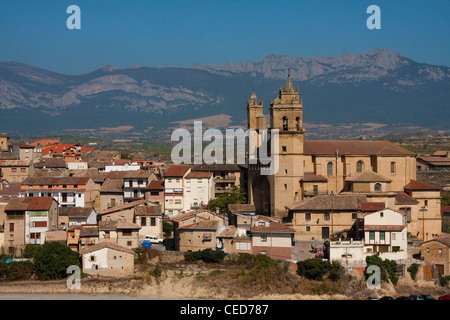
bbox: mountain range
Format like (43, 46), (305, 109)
(0, 49), (449, 138)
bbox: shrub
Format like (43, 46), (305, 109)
(23, 244), (42, 259)
(407, 263), (420, 281)
(154, 266), (162, 277)
(297, 259), (331, 281)
(184, 249), (226, 263)
(6, 261), (34, 280)
(33, 242), (81, 280)
(438, 273), (450, 287)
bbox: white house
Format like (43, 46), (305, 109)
(329, 209), (408, 264)
(363, 208), (408, 259)
(163, 165), (191, 217)
(183, 171), (214, 212)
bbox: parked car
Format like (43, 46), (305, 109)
(421, 295), (435, 300)
(365, 296), (378, 300)
(409, 295), (425, 300)
(438, 294), (450, 300)
(379, 296), (394, 300)
(395, 296), (410, 300)
(144, 235), (164, 244)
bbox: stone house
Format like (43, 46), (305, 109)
(287, 194), (367, 240)
(80, 242), (135, 277)
(420, 233), (450, 276)
(135, 204), (163, 240)
(176, 220), (218, 252)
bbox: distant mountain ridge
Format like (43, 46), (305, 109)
(0, 49), (449, 136)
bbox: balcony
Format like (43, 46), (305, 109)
(214, 176), (236, 183)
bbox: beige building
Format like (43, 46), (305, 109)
(135, 204), (164, 240)
(420, 234), (450, 276)
(0, 134), (10, 152)
(176, 220), (218, 252)
(0, 160), (32, 184)
(247, 75), (417, 218)
(288, 194), (367, 240)
(403, 180), (442, 241)
(80, 242), (135, 277)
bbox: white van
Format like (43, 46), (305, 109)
(144, 235), (163, 244)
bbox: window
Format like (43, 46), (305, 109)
(236, 242), (251, 251)
(284, 184), (287, 190)
(352, 213), (357, 220)
(380, 231), (385, 241)
(141, 217), (147, 226)
(390, 162), (396, 174)
(150, 191), (159, 196)
(30, 233), (41, 239)
(151, 217), (156, 226)
(305, 213), (311, 222)
(369, 231), (375, 240)
(380, 211), (384, 217)
(392, 233), (396, 240)
(313, 185), (318, 195)
(327, 162), (333, 176)
(122, 230), (132, 237)
(282, 117), (288, 130)
(261, 234), (268, 242)
(324, 213), (330, 220)
(296, 117), (300, 130)
(11, 168), (17, 173)
(306, 226), (310, 232)
(9, 223), (14, 232)
(282, 146), (287, 152)
(424, 200), (428, 206)
(127, 241), (132, 246)
(374, 183), (381, 191)
(20, 168), (26, 173)
(356, 161), (363, 173)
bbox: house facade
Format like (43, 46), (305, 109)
(21, 177), (96, 207)
(164, 165), (191, 216)
(4, 196), (58, 254)
(420, 234), (450, 276)
(183, 171), (214, 211)
(250, 215), (295, 261)
(80, 242), (135, 277)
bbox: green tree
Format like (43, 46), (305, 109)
(33, 242), (81, 280)
(365, 253), (398, 285)
(163, 220), (172, 237)
(23, 244), (42, 259)
(207, 187), (247, 213)
(296, 258), (342, 281)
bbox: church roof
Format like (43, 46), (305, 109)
(287, 194), (367, 211)
(404, 179), (440, 191)
(303, 140), (416, 156)
(346, 170), (391, 182)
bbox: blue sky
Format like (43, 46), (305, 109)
(0, 0), (449, 74)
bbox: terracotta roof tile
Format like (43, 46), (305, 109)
(163, 165), (190, 177)
(404, 179), (440, 191)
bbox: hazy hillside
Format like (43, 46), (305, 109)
(0, 49), (449, 137)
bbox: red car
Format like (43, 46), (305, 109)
(438, 294), (450, 300)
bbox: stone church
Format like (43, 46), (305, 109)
(247, 74), (418, 218)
